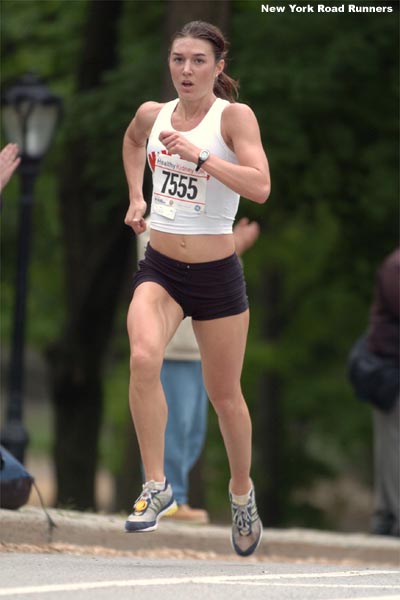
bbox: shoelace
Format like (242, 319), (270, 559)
(143, 480), (161, 495)
(232, 502), (252, 536)
(134, 481), (159, 507)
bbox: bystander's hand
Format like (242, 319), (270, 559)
(0, 144), (21, 193)
(233, 217), (260, 257)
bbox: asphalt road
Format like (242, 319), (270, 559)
(1, 553), (400, 600)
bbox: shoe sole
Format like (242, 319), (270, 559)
(231, 523), (263, 557)
(125, 500), (178, 533)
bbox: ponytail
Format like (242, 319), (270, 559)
(214, 72), (239, 103)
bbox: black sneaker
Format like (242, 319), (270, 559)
(230, 486), (263, 556)
(125, 479), (177, 532)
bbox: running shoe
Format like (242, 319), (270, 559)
(229, 486), (263, 556)
(125, 479), (177, 532)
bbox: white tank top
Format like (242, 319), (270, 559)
(147, 98), (240, 235)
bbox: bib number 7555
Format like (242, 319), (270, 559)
(161, 171), (198, 201)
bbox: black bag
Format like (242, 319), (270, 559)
(348, 334), (399, 411)
(0, 445), (34, 509)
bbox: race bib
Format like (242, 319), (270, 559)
(152, 153), (207, 219)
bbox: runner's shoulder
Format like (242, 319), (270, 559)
(223, 102), (257, 125)
(221, 103), (259, 146)
(136, 101), (165, 132)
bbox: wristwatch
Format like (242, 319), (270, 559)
(195, 149), (210, 172)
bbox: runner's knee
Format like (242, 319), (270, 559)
(130, 342), (162, 381)
(208, 389), (244, 418)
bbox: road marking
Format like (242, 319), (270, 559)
(325, 597), (400, 600)
(221, 582), (400, 588)
(0, 569), (398, 597)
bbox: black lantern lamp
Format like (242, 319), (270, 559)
(2, 72), (62, 160)
(1, 72), (62, 463)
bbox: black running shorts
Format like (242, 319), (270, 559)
(132, 243), (249, 321)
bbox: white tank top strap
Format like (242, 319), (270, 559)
(153, 99), (179, 131)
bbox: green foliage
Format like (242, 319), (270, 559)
(1, 0), (86, 347)
(1, 0), (86, 93)
(1, 0), (397, 527)
(231, 2), (397, 524)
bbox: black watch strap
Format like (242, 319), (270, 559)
(195, 150), (210, 172)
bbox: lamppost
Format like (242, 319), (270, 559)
(1, 72), (62, 463)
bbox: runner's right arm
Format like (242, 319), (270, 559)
(123, 102), (163, 234)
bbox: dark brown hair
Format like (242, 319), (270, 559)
(170, 21), (239, 103)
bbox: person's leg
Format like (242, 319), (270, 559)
(187, 361), (208, 471)
(193, 311), (252, 496)
(372, 397), (400, 536)
(162, 360), (208, 504)
(127, 282), (183, 483)
(161, 360), (194, 504)
(162, 360), (209, 522)
(193, 310), (262, 555)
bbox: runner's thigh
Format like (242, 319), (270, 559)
(127, 282), (184, 360)
(192, 310), (249, 397)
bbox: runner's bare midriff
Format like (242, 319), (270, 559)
(149, 229), (235, 263)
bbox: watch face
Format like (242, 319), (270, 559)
(200, 150), (209, 161)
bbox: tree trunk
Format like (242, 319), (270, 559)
(256, 372), (284, 525)
(48, 0), (125, 510)
(255, 268), (285, 526)
(113, 420), (143, 513)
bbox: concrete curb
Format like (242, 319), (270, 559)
(1, 507), (399, 565)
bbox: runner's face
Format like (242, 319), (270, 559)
(169, 37), (224, 100)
